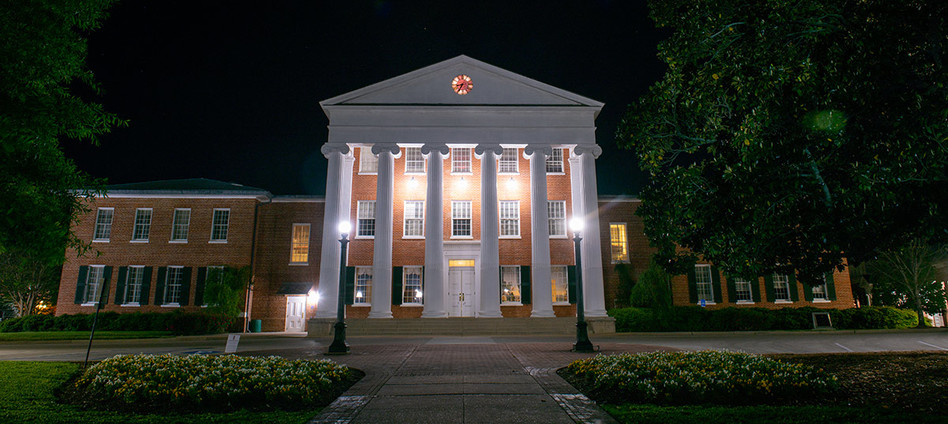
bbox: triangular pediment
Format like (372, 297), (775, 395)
(320, 55), (603, 108)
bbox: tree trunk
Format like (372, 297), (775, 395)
(915, 304), (928, 328)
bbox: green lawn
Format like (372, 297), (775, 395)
(604, 404), (946, 424)
(0, 362), (319, 423)
(0, 331), (173, 342)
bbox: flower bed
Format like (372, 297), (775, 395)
(72, 354), (357, 413)
(562, 351), (838, 405)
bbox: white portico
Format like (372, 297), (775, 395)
(313, 55), (608, 321)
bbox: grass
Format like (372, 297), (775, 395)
(603, 404), (945, 424)
(0, 331), (174, 342)
(0, 361), (320, 423)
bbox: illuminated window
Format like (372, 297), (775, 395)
(498, 148), (518, 174)
(290, 223), (310, 264)
(548, 201), (566, 237)
(546, 148), (564, 173)
(773, 274), (791, 301)
(734, 278), (754, 302)
(132, 208), (152, 241)
(355, 267), (372, 304)
(357, 201), (376, 238)
(451, 201), (472, 237)
(610, 223), (629, 263)
(360, 147), (378, 174)
(451, 148), (471, 173)
(83, 265), (106, 304)
(405, 147), (425, 174)
(695, 265), (714, 303)
(210, 209), (229, 242)
(93, 208), (113, 241)
(499, 201), (520, 237)
(403, 201), (424, 238)
(501, 266), (521, 304)
(402, 266), (423, 304)
(163, 266), (184, 305)
(552, 266), (569, 303)
(123, 266), (144, 305)
(171, 209), (190, 242)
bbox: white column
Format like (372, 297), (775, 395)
(525, 145), (555, 317)
(570, 145), (608, 317)
(315, 143), (350, 319)
(421, 143), (449, 318)
(475, 144), (503, 318)
(369, 143), (400, 319)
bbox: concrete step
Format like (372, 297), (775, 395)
(307, 317), (615, 336)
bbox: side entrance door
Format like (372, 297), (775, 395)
(447, 263), (475, 317)
(285, 296), (306, 332)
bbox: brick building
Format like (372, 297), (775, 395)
(56, 56), (853, 332)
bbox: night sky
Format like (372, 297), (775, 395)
(63, 1), (668, 196)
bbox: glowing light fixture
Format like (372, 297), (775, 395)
(569, 217), (585, 233)
(338, 221), (352, 236)
(307, 289), (319, 306)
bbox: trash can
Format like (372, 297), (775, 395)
(250, 319), (262, 333)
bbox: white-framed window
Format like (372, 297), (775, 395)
(170, 209), (190, 242)
(404, 147), (425, 174)
(498, 148), (519, 174)
(773, 273), (791, 302)
(501, 265), (521, 304)
(357, 201), (376, 238)
(402, 266), (423, 304)
(403, 201), (424, 238)
(123, 266), (144, 305)
(546, 148), (564, 173)
(499, 200), (520, 238)
(354, 267), (372, 305)
(131, 208), (152, 241)
(451, 201), (472, 238)
(734, 278), (753, 303)
(164, 266), (184, 305)
(610, 223), (629, 263)
(210, 209), (230, 242)
(552, 266), (569, 304)
(451, 148), (472, 174)
(83, 265), (106, 304)
(93, 208), (113, 241)
(359, 147), (378, 174)
(695, 265), (715, 303)
(548, 201), (567, 237)
(812, 279), (829, 301)
(290, 223), (310, 264)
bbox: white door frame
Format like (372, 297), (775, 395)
(285, 295), (307, 332)
(442, 241), (481, 317)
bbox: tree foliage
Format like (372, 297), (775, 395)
(618, 0), (948, 284)
(629, 261), (673, 311)
(203, 266), (250, 318)
(868, 240), (947, 327)
(0, 251), (60, 317)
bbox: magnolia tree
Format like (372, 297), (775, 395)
(869, 240), (948, 327)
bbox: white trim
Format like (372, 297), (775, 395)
(210, 208), (230, 242)
(812, 299), (831, 303)
(775, 300), (794, 304)
(498, 200), (520, 238)
(497, 148), (519, 174)
(130, 240), (149, 244)
(403, 147), (426, 175)
(356, 200), (376, 239)
(92, 207), (114, 242)
(121, 303), (141, 307)
(170, 208), (191, 242)
(270, 197), (325, 203)
(451, 200), (473, 238)
(402, 200), (425, 238)
(131, 208), (153, 242)
(358, 146), (379, 175)
(736, 300), (755, 305)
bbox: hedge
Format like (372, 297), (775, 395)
(0, 311), (238, 335)
(608, 306), (919, 332)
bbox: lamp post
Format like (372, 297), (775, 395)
(570, 217), (594, 353)
(328, 221), (351, 354)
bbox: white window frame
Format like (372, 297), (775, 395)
(402, 266), (424, 305)
(359, 147), (378, 174)
(92, 208), (113, 242)
(610, 222), (630, 263)
(498, 148), (519, 174)
(163, 266), (184, 306)
(451, 200), (472, 238)
(82, 265), (106, 306)
(773, 273), (792, 303)
(210, 209), (230, 243)
(170, 208), (190, 243)
(354, 266), (373, 305)
(548, 201), (567, 238)
(552, 265), (569, 304)
(131, 208), (152, 242)
(546, 148), (564, 174)
(499, 200), (520, 238)
(356, 201), (376, 239)
(695, 265), (715, 304)
(404, 147), (425, 175)
(403, 200), (425, 239)
(812, 278), (829, 302)
(290, 223), (310, 264)
(451, 148), (472, 174)
(122, 265), (145, 306)
(734, 278), (754, 303)
(501, 265), (521, 305)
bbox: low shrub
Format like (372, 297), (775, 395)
(832, 306), (918, 329)
(72, 354), (356, 412)
(562, 351), (838, 405)
(608, 306), (920, 332)
(0, 311), (237, 335)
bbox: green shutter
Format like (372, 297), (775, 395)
(788, 273), (799, 302)
(100, 266), (113, 305)
(392, 267), (403, 305)
(725, 275), (737, 303)
(194, 267), (208, 306)
(344, 266), (355, 305)
(179, 267), (192, 306)
(825, 272), (837, 301)
(520, 265), (531, 305)
(803, 273), (815, 302)
(710, 266), (723, 304)
(751, 277), (761, 302)
(140, 267), (152, 305)
(75, 266), (88, 304)
(687, 266), (698, 304)
(155, 267), (167, 305)
(764, 274), (775, 302)
(114, 267), (128, 304)
(567, 265), (577, 304)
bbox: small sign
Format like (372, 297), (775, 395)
(699, 299), (706, 308)
(224, 334), (241, 353)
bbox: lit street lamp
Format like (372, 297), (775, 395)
(570, 217), (594, 353)
(328, 221), (351, 354)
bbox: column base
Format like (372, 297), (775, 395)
(421, 310), (448, 318)
(530, 310), (556, 318)
(367, 311), (393, 319)
(477, 311), (503, 318)
(585, 308), (609, 318)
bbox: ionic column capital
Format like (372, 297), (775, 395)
(523, 144), (554, 159)
(320, 143), (350, 158)
(572, 144), (603, 159)
(421, 143), (450, 156)
(371, 143), (402, 156)
(474, 143), (504, 157)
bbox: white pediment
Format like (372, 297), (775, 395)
(320, 55), (603, 109)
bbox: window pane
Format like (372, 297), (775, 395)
(405, 147), (425, 174)
(291, 224), (310, 263)
(125, 266), (143, 304)
(552, 266), (568, 303)
(452, 148), (471, 173)
(132, 209), (152, 241)
(501, 266), (521, 303)
(452, 201), (471, 237)
(165, 267), (183, 304)
(360, 147), (378, 173)
(211, 210), (229, 241)
(610, 223), (629, 262)
(546, 149), (564, 173)
(404, 201), (424, 237)
(402, 266), (423, 304)
(499, 201), (519, 237)
(695, 265), (714, 302)
(84, 266), (104, 303)
(773, 274), (791, 301)
(357, 201), (376, 237)
(812, 282), (827, 300)
(171, 209), (190, 241)
(94, 209), (113, 240)
(735, 278), (753, 302)
(548, 201), (566, 236)
(355, 267), (372, 304)
(498, 148), (518, 173)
